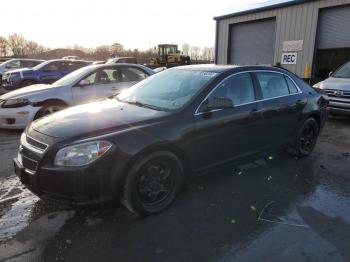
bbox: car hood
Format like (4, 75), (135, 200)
(0, 84), (61, 99)
(319, 77), (350, 91)
(32, 99), (169, 138)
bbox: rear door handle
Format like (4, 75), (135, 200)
(250, 108), (262, 116)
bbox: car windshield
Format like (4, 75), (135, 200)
(333, 62), (350, 78)
(117, 69), (218, 111)
(53, 66), (95, 86)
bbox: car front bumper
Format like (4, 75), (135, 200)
(328, 98), (350, 116)
(0, 105), (40, 129)
(14, 148), (125, 205)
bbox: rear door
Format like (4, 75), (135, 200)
(192, 72), (265, 170)
(253, 71), (306, 147)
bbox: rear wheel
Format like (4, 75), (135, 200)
(122, 151), (184, 215)
(294, 118), (319, 157)
(34, 101), (66, 120)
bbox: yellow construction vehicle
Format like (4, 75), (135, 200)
(150, 44), (190, 68)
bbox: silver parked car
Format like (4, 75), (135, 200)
(0, 63), (154, 129)
(313, 61), (350, 117)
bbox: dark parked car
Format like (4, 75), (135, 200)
(2, 59), (90, 90)
(14, 65), (328, 215)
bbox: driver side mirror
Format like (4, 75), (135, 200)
(329, 71), (333, 77)
(78, 79), (91, 87)
(203, 97), (234, 112)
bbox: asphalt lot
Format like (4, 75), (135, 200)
(0, 118), (349, 262)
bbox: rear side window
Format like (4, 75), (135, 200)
(256, 72), (290, 99)
(284, 76), (299, 94)
(120, 67), (148, 82)
(209, 73), (255, 106)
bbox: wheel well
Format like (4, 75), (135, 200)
(21, 79), (38, 84)
(308, 113), (321, 128)
(35, 99), (68, 107)
(122, 144), (193, 180)
(33, 99), (68, 119)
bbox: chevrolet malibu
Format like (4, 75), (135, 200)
(0, 63), (154, 129)
(14, 65), (328, 215)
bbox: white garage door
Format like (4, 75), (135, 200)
(228, 19), (276, 65)
(317, 5), (350, 49)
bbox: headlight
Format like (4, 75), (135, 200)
(2, 98), (30, 108)
(54, 140), (113, 167)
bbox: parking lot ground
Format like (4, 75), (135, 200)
(0, 118), (350, 262)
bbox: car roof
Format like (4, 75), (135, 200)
(173, 64), (291, 74)
(86, 63), (154, 74)
(8, 58), (45, 62)
(45, 59), (89, 63)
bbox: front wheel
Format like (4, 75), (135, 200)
(122, 151), (184, 215)
(294, 118), (319, 157)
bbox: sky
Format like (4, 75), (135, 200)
(0, 0), (288, 50)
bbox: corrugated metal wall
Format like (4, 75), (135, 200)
(216, 0), (350, 77)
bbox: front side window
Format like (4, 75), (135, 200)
(79, 68), (121, 86)
(256, 72), (291, 99)
(117, 69), (217, 111)
(207, 73), (255, 106)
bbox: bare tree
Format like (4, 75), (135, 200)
(182, 43), (190, 55)
(190, 46), (200, 61)
(111, 43), (123, 56)
(7, 33), (28, 56)
(0, 36), (8, 56)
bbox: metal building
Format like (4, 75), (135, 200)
(214, 0), (350, 82)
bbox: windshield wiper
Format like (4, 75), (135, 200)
(116, 97), (162, 111)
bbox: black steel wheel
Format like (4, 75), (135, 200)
(122, 151), (184, 215)
(295, 118), (319, 157)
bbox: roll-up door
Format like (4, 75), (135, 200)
(228, 19), (276, 65)
(317, 5), (350, 49)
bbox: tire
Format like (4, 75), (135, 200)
(20, 80), (37, 88)
(294, 118), (319, 157)
(34, 101), (66, 120)
(122, 151), (184, 215)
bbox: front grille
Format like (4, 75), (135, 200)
(324, 89), (350, 99)
(26, 136), (48, 151)
(20, 146), (40, 173)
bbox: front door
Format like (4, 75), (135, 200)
(72, 67), (124, 105)
(191, 72), (264, 170)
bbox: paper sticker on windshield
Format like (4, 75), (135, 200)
(198, 72), (218, 78)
